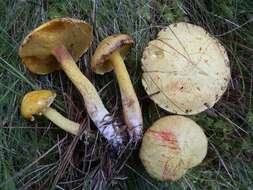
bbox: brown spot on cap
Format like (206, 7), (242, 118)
(204, 103), (210, 108)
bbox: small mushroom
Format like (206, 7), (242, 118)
(139, 115), (208, 181)
(91, 34), (143, 141)
(19, 18), (123, 147)
(21, 90), (79, 135)
(142, 22), (231, 115)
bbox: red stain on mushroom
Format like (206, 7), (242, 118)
(159, 144), (181, 153)
(148, 129), (177, 142)
(148, 129), (181, 153)
(161, 155), (178, 180)
(162, 159), (170, 180)
(123, 98), (135, 107)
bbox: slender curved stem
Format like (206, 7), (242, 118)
(109, 51), (143, 140)
(43, 107), (80, 135)
(51, 46), (123, 146)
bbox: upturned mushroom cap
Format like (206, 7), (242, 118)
(142, 22), (231, 115)
(91, 34), (134, 74)
(139, 115), (208, 181)
(21, 90), (56, 121)
(19, 18), (92, 74)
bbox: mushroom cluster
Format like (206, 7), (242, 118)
(139, 22), (230, 181)
(19, 18), (142, 148)
(19, 18), (230, 182)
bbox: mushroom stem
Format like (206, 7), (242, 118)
(43, 107), (79, 135)
(109, 51), (143, 140)
(51, 46), (123, 146)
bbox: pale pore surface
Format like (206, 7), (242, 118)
(142, 22), (231, 115)
(139, 115), (207, 181)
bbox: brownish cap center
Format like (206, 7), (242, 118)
(19, 18), (92, 75)
(91, 34), (134, 75)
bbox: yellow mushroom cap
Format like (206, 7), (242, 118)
(91, 34), (134, 74)
(142, 22), (231, 115)
(139, 115), (208, 181)
(19, 18), (92, 74)
(21, 90), (56, 121)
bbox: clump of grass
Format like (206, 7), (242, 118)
(0, 0), (252, 189)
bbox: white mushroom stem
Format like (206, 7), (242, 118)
(51, 46), (123, 146)
(109, 51), (143, 140)
(43, 107), (80, 135)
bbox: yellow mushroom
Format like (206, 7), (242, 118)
(142, 22), (231, 115)
(139, 115), (208, 181)
(19, 18), (123, 146)
(91, 34), (143, 141)
(21, 90), (79, 135)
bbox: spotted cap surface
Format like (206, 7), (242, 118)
(142, 22), (231, 115)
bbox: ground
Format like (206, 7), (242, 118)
(0, 0), (252, 189)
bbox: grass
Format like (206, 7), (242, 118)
(0, 0), (252, 189)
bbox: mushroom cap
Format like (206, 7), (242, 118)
(21, 90), (56, 121)
(142, 22), (231, 115)
(139, 115), (208, 181)
(91, 34), (134, 74)
(19, 18), (92, 74)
